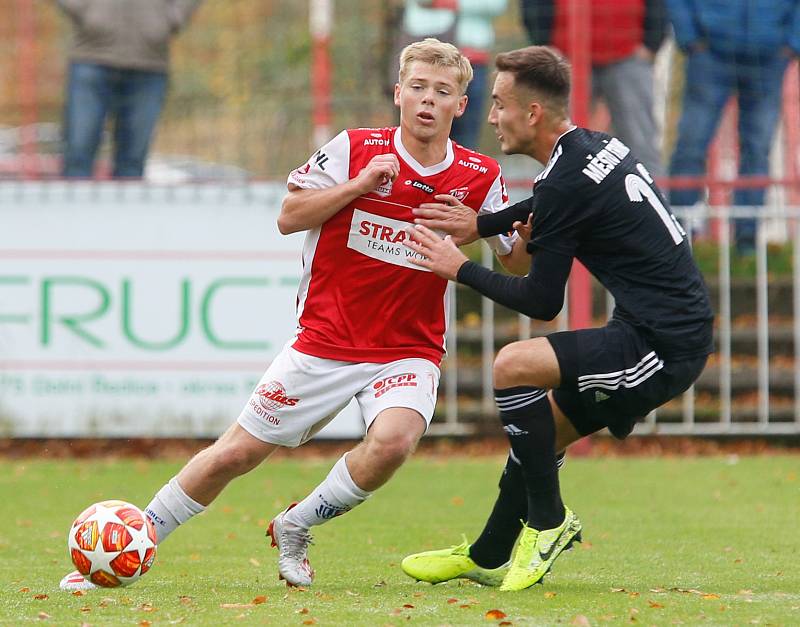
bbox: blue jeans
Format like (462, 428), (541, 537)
(62, 62), (168, 179)
(668, 50), (789, 250)
(450, 63), (488, 150)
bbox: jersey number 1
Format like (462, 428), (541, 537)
(625, 173), (686, 245)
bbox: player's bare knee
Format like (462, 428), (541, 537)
(493, 345), (525, 388)
(365, 434), (415, 470)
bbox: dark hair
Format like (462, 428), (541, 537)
(494, 46), (571, 112)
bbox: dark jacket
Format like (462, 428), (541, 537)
(666, 0), (800, 57)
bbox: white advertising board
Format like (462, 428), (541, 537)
(0, 182), (363, 438)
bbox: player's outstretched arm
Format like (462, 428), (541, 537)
(278, 154), (400, 234)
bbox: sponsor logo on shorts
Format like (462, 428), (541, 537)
(255, 381), (299, 410)
(373, 373), (418, 398)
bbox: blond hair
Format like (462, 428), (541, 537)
(398, 38), (473, 95)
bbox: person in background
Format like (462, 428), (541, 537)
(55, 0), (203, 179)
(519, 0), (666, 178)
(666, 0), (799, 255)
(399, 0), (508, 149)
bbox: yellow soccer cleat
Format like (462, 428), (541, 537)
(500, 507), (582, 592)
(401, 538), (510, 587)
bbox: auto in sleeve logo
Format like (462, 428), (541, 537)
(373, 373), (418, 398)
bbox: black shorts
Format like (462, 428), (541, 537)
(547, 320), (708, 439)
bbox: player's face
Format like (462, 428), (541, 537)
(395, 62), (467, 143)
(488, 72), (536, 155)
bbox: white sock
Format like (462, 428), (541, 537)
(284, 454), (371, 529)
(144, 477), (206, 544)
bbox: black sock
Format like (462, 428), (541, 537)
(469, 454), (527, 568)
(495, 386), (565, 530)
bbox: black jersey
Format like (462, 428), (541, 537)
(476, 127), (713, 360)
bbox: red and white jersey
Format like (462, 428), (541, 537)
(286, 126), (512, 365)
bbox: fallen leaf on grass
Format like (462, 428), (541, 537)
(302, 620), (316, 625)
(402, 604), (415, 609)
(345, 590), (359, 597)
(37, 613), (50, 620)
(80, 606), (91, 613)
(451, 496), (464, 506)
(628, 592), (640, 598)
(648, 601), (664, 609)
(33, 594), (48, 600)
(544, 591), (557, 599)
(220, 603), (254, 609)
(373, 580), (387, 588)
(571, 616), (591, 627)
(179, 596), (193, 605)
(499, 622), (513, 626)
(297, 608), (309, 614)
(611, 588), (627, 593)
(702, 594), (720, 600)
(72, 590), (85, 597)
(139, 621), (152, 627)
(447, 598), (459, 604)
(249, 558), (261, 567)
(485, 609), (507, 620)
(19, 587), (30, 593)
(252, 596), (267, 605)
(412, 591), (424, 598)
(138, 603), (156, 612)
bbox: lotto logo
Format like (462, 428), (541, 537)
(373, 373), (418, 398)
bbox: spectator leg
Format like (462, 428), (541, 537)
(112, 69), (168, 179)
(450, 63), (488, 150)
(734, 54), (790, 252)
(595, 56), (663, 178)
(62, 62), (111, 178)
(667, 50), (732, 208)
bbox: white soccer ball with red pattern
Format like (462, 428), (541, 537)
(67, 500), (157, 587)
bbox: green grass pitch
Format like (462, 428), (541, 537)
(1, 454), (798, 625)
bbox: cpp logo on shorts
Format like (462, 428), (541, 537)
(255, 381), (299, 411)
(373, 373), (418, 398)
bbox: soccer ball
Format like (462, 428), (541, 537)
(67, 500), (157, 587)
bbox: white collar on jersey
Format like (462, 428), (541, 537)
(393, 127), (454, 176)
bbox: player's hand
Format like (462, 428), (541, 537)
(353, 154), (400, 195)
(412, 194), (480, 245)
(512, 213), (533, 242)
(404, 224), (469, 281)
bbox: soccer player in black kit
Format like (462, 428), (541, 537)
(400, 46), (714, 591)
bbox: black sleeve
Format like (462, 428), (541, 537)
(476, 197), (533, 238)
(643, 0), (667, 53)
(456, 247), (572, 321)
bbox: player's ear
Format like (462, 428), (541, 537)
(528, 102), (543, 126)
(394, 83), (401, 107)
(455, 94), (468, 118)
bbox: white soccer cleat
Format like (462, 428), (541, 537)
(59, 570), (97, 592)
(267, 504), (314, 587)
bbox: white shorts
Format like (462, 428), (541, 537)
(237, 346), (440, 447)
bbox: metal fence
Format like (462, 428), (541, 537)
(435, 205), (800, 436)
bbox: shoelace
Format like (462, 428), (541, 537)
(281, 526), (314, 561)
